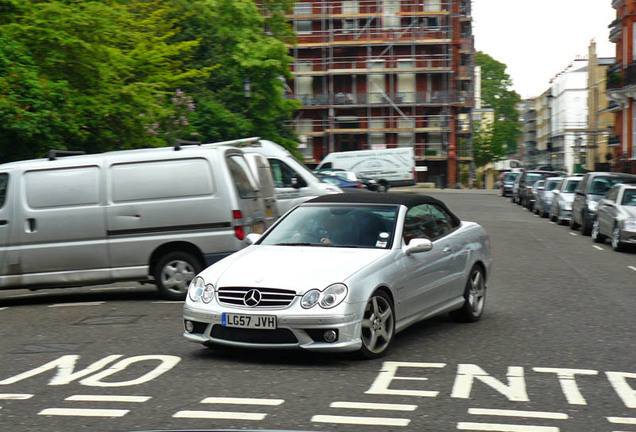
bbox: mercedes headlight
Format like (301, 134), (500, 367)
(188, 276), (205, 302)
(301, 284), (348, 309)
(624, 217), (636, 232)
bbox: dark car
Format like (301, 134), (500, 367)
(518, 169), (564, 208)
(571, 171), (636, 236)
(317, 174), (365, 191)
(501, 171), (520, 197)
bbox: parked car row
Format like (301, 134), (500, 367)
(506, 170), (636, 252)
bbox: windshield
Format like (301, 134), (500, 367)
(622, 189), (636, 206)
(525, 173), (546, 184)
(589, 176), (634, 195)
(504, 172), (519, 182)
(260, 204), (398, 249)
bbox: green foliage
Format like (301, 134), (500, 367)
(0, 0), (299, 163)
(474, 51), (522, 167)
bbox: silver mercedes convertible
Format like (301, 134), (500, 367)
(183, 192), (492, 358)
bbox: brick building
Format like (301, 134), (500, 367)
(283, 0), (474, 185)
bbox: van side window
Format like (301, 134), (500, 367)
(0, 173), (8, 208)
(268, 159), (298, 188)
(25, 166), (100, 208)
(227, 155), (259, 199)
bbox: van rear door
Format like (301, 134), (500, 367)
(225, 153), (267, 237)
(244, 153), (279, 229)
(0, 172), (11, 281)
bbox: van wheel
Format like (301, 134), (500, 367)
(154, 251), (202, 300)
(377, 181), (389, 193)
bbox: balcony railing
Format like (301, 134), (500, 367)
(609, 18), (622, 42)
(294, 26), (453, 46)
(291, 53), (453, 74)
(286, 90), (472, 106)
(286, 114), (452, 134)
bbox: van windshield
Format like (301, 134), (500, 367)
(0, 173), (8, 208)
(227, 155), (259, 199)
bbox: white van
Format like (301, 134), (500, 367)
(315, 147), (416, 188)
(239, 139), (342, 215)
(0, 143), (268, 300)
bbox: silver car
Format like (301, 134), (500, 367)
(550, 176), (582, 225)
(534, 177), (563, 218)
(183, 193), (492, 358)
(592, 183), (636, 251)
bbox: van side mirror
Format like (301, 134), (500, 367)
(245, 233), (262, 245)
(291, 174), (306, 189)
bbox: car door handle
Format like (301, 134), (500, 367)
(443, 246), (453, 254)
(26, 218), (37, 233)
(0, 219), (7, 226)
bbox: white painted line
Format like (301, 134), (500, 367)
(593, 245), (604, 251)
(48, 302), (104, 308)
(608, 416), (636, 424)
(569, 232), (577, 236)
(173, 410), (266, 420)
(153, 301), (184, 304)
(628, 266), (636, 272)
(457, 423), (559, 432)
(201, 397), (284, 406)
(0, 394), (33, 400)
(38, 408), (129, 417)
(66, 395), (151, 403)
(311, 414), (410, 426)
(468, 408), (567, 420)
(0, 307), (7, 311)
(330, 401), (417, 411)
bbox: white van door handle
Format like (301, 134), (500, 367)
(0, 219), (7, 226)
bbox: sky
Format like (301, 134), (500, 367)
(471, 0), (616, 100)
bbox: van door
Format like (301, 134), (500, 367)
(0, 172), (11, 280)
(244, 153), (279, 229)
(17, 165), (110, 287)
(226, 154), (267, 235)
(266, 157), (309, 214)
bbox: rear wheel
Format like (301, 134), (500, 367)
(450, 266), (486, 323)
(154, 251), (202, 300)
(581, 211), (593, 236)
(358, 291), (395, 359)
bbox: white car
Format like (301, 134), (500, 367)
(549, 175), (582, 225)
(183, 193), (492, 358)
(592, 183), (636, 251)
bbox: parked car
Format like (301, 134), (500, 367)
(518, 169), (564, 208)
(511, 173), (522, 204)
(501, 171), (520, 197)
(549, 175), (582, 225)
(592, 183), (636, 251)
(316, 173), (364, 190)
(571, 172), (636, 235)
(183, 192), (492, 358)
(316, 169), (381, 192)
(534, 176), (563, 218)
(527, 180), (545, 212)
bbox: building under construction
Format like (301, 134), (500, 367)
(283, 0), (474, 185)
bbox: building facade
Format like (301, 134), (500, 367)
(283, 0), (474, 185)
(606, 0), (636, 174)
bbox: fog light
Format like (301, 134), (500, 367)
(185, 320), (194, 333)
(323, 330), (337, 343)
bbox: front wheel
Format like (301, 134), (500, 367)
(358, 291), (395, 359)
(591, 220), (605, 244)
(154, 251), (202, 300)
(612, 225), (626, 252)
(450, 266), (486, 323)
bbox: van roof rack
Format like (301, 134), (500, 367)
(174, 139), (202, 151)
(47, 150), (86, 161)
(201, 137), (261, 149)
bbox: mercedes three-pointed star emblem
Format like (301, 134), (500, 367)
(243, 289), (262, 307)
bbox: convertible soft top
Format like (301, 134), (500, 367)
(307, 192), (461, 225)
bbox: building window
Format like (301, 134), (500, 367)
(369, 133), (385, 149)
(397, 60), (415, 103)
(295, 20), (312, 34)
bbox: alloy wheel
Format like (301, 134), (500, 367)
(361, 294), (394, 355)
(467, 269), (486, 316)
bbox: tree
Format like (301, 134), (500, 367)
(473, 51), (522, 166)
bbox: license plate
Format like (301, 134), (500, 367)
(222, 313), (276, 329)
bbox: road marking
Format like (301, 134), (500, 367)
(201, 397), (284, 406)
(65, 395), (151, 403)
(593, 245), (604, 251)
(0, 394), (33, 400)
(311, 414), (410, 426)
(173, 410), (266, 420)
(628, 266), (636, 272)
(38, 408), (129, 417)
(468, 408), (567, 419)
(330, 401), (417, 411)
(569, 232), (577, 236)
(48, 302), (104, 308)
(608, 416), (636, 424)
(0, 307), (7, 311)
(457, 423), (559, 432)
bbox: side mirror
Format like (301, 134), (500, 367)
(404, 238), (433, 255)
(245, 233), (262, 245)
(291, 174), (307, 189)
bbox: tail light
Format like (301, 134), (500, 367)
(233, 210), (245, 240)
(356, 184), (362, 188)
